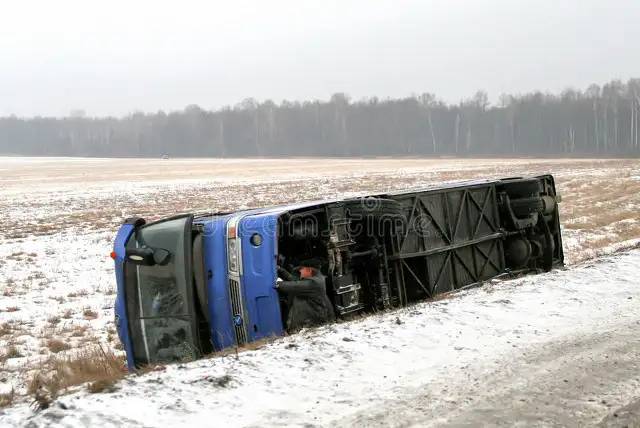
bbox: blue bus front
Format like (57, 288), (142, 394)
(113, 212), (284, 369)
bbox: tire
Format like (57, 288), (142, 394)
(509, 196), (545, 217)
(501, 179), (543, 198)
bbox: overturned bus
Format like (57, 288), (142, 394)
(112, 175), (563, 369)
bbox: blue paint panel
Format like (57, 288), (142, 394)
(239, 213), (284, 341)
(117, 213), (283, 364)
(112, 224), (135, 370)
(200, 217), (236, 350)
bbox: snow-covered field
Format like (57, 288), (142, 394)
(3, 248), (640, 427)
(1, 157), (640, 426)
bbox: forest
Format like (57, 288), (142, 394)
(1, 78), (639, 157)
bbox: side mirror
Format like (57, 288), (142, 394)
(126, 246), (171, 266)
(153, 248), (171, 266)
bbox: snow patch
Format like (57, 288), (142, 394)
(2, 250), (640, 427)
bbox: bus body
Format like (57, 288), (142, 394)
(113, 175), (563, 369)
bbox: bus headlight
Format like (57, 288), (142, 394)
(228, 238), (239, 272)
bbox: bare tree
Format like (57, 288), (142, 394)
(420, 93), (438, 153)
(3, 78), (640, 158)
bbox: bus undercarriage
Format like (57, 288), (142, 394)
(276, 176), (563, 322)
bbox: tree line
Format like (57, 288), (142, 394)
(1, 78), (639, 157)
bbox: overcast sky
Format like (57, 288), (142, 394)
(1, 0), (638, 117)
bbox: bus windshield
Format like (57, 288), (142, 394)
(124, 215), (199, 366)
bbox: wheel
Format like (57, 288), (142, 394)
(509, 196), (545, 217)
(500, 179), (543, 198)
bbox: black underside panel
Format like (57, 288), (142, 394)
(389, 184), (504, 300)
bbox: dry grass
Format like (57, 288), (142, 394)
(564, 211), (638, 230)
(47, 316), (61, 326)
(67, 290), (89, 298)
(554, 171), (640, 262)
(106, 327), (117, 343)
(62, 309), (73, 319)
(4, 306), (20, 313)
(6, 251), (28, 261)
(1, 345), (23, 361)
(70, 325), (89, 337)
(87, 378), (118, 394)
(0, 322), (12, 337)
(46, 339), (72, 354)
(28, 345), (126, 401)
(197, 337), (278, 361)
(97, 285), (116, 296)
(82, 308), (98, 320)
(0, 389), (14, 408)
(559, 174), (640, 222)
(587, 226), (640, 248)
(26, 272), (46, 281)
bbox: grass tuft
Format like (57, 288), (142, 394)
(0, 389), (15, 408)
(28, 345), (126, 401)
(82, 308), (98, 320)
(46, 339), (72, 354)
(0, 322), (12, 337)
(2, 345), (23, 360)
